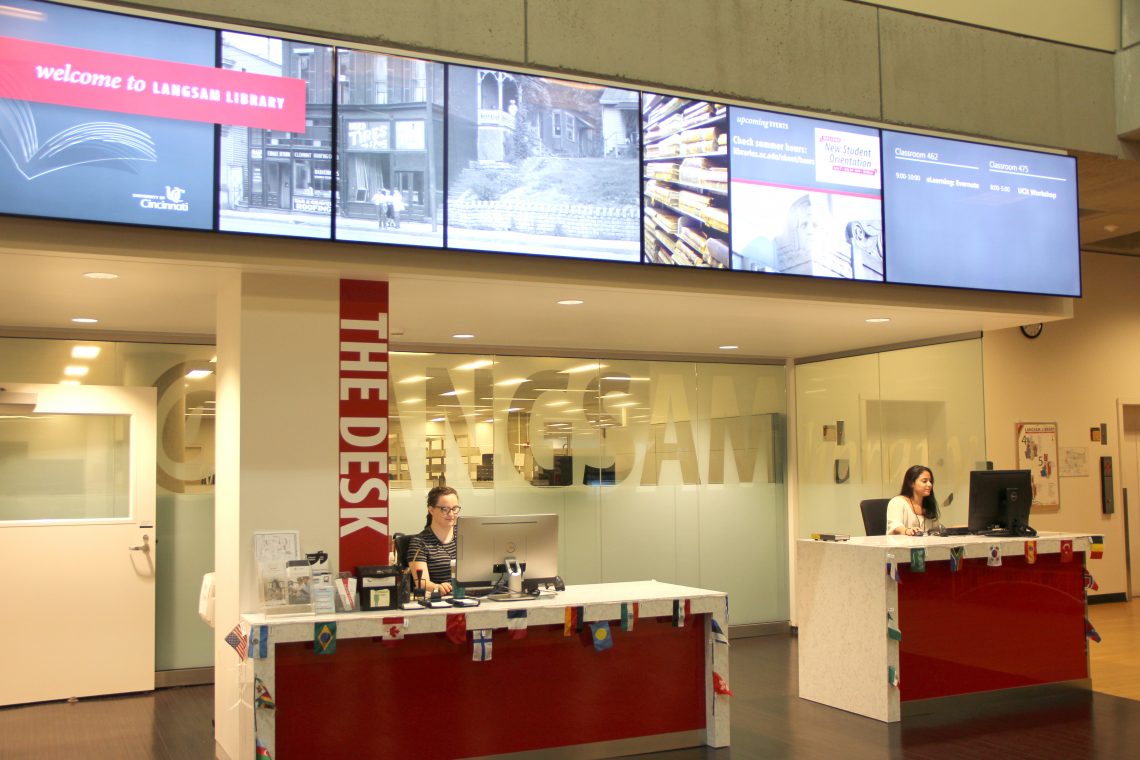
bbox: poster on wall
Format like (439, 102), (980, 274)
(728, 106), (883, 280)
(217, 32), (332, 238)
(333, 49), (444, 248)
(446, 65), (641, 261)
(1016, 422), (1060, 509)
(0, 0), (217, 229)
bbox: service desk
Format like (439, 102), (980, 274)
(796, 533), (1095, 722)
(241, 581), (730, 759)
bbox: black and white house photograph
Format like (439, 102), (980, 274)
(446, 66), (641, 261)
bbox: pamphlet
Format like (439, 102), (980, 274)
(286, 559), (313, 605)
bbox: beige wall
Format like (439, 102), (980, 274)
(983, 252), (1140, 598)
(110, 0), (1119, 154)
(863, 0), (1120, 51)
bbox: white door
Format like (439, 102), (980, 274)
(0, 383), (156, 706)
(1120, 402), (1140, 598)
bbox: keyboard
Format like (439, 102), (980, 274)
(934, 526), (971, 536)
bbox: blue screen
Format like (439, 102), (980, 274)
(882, 131), (1080, 296)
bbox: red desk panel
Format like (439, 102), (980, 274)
(274, 615), (707, 759)
(898, 552), (1087, 702)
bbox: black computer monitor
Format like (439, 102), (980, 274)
(455, 514), (559, 591)
(968, 469), (1033, 534)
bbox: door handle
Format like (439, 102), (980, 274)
(129, 535), (151, 554)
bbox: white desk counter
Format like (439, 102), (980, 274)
(797, 533), (1096, 722)
(241, 580), (730, 759)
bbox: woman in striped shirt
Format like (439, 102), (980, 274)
(407, 486), (460, 595)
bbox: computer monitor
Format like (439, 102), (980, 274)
(456, 513), (559, 592)
(968, 469), (1034, 534)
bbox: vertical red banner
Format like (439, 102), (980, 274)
(338, 279), (390, 573)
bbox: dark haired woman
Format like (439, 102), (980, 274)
(886, 465), (941, 536)
(407, 486), (460, 594)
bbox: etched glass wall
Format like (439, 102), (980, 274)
(389, 353), (788, 625)
(795, 338), (986, 538)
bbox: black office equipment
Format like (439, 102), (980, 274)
(967, 469), (1035, 537)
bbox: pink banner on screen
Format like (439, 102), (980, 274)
(0, 36), (306, 132)
(339, 280), (390, 573)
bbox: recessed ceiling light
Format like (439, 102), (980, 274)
(71, 317), (98, 324)
(63, 365), (89, 377)
(865, 317), (891, 324)
(185, 369), (213, 380)
(452, 333), (475, 340)
(557, 299), (584, 306)
(83, 272), (119, 280)
(719, 345), (739, 351)
(71, 345), (101, 359)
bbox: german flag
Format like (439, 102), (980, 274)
(1090, 535), (1105, 560)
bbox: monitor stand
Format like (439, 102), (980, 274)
(487, 591), (534, 602)
(488, 556), (532, 601)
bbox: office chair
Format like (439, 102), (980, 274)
(859, 498), (890, 536)
(393, 532), (412, 568)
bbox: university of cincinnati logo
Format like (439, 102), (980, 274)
(132, 184), (189, 211)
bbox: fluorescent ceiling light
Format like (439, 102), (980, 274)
(865, 318), (891, 324)
(452, 333), (475, 340)
(560, 362), (606, 374)
(71, 317), (98, 324)
(719, 345), (739, 351)
(63, 366), (89, 377)
(71, 345), (101, 359)
(82, 271), (119, 280)
(557, 299), (584, 306)
(185, 369), (213, 380)
(455, 360), (495, 370)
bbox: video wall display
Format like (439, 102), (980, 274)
(0, 0), (216, 229)
(0, 2), (1081, 298)
(882, 131), (1080, 296)
(729, 107), (884, 280)
(217, 32), (332, 239)
(333, 50), (444, 248)
(642, 95), (730, 268)
(446, 66), (641, 262)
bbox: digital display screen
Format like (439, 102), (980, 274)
(333, 50), (444, 248)
(0, 0), (216, 229)
(882, 131), (1080, 296)
(642, 94), (730, 268)
(729, 107), (883, 280)
(218, 32), (332, 239)
(447, 66), (641, 261)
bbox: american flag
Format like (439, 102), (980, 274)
(225, 623), (248, 661)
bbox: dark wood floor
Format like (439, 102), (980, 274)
(3, 633), (1140, 759)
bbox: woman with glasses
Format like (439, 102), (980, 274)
(407, 485), (461, 595)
